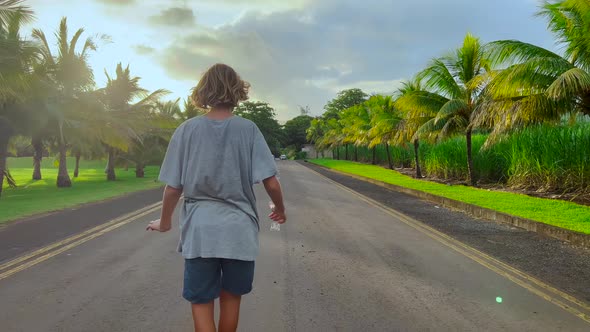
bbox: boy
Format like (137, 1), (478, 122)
(147, 63), (287, 332)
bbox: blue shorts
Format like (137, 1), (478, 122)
(183, 258), (255, 304)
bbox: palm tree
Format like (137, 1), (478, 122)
(398, 33), (491, 185)
(367, 95), (402, 169)
(32, 17), (103, 187)
(476, 0), (590, 138)
(100, 63), (168, 181)
(340, 104), (371, 162)
(0, 0), (33, 26)
(306, 117), (326, 158)
(0, 3), (39, 197)
(182, 96), (203, 120)
(156, 98), (182, 119)
(395, 78), (447, 178)
(322, 118), (344, 160)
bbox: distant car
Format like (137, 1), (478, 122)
(280, 154), (287, 160)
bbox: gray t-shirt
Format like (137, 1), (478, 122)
(158, 115), (278, 261)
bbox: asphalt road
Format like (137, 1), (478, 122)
(0, 161), (588, 331)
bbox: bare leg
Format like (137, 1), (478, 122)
(219, 290), (242, 332)
(191, 302), (216, 332)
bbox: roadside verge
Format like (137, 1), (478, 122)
(308, 160), (590, 249)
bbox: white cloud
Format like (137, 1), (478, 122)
(155, 0), (554, 120)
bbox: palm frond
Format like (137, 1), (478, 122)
(487, 39), (564, 67)
(0, 0), (34, 27)
(547, 67), (590, 100)
(418, 58), (463, 99)
(435, 99), (469, 124)
(31, 29), (55, 65)
(68, 28), (84, 57)
(56, 17), (69, 58)
(395, 90), (448, 117)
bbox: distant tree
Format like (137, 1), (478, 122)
(283, 115), (313, 151)
(234, 101), (283, 155)
(299, 105), (310, 116)
(323, 88), (368, 120)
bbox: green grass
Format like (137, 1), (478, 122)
(311, 159), (590, 234)
(1, 157), (163, 224)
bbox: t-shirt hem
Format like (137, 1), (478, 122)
(181, 252), (258, 261)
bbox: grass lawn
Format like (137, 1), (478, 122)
(0, 157), (163, 224)
(311, 159), (590, 235)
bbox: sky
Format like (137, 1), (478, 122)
(25, 0), (556, 121)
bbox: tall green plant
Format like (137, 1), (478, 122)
(32, 17), (104, 187)
(367, 95), (401, 168)
(395, 78), (447, 178)
(0, 2), (38, 197)
(100, 63), (168, 181)
(398, 33), (492, 185)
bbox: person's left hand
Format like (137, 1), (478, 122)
(146, 219), (172, 232)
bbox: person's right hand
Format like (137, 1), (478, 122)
(269, 209), (287, 224)
(146, 219), (172, 232)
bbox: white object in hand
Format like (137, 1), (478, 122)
(269, 202), (281, 232)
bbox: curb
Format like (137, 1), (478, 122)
(310, 163), (590, 249)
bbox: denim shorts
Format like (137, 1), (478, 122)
(183, 258), (255, 304)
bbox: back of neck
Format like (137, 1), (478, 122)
(206, 108), (233, 120)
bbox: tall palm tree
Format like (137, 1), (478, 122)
(100, 63), (168, 181)
(0, 3), (39, 197)
(322, 118), (344, 160)
(395, 78), (446, 178)
(398, 33), (491, 185)
(306, 117), (326, 157)
(32, 17), (102, 187)
(367, 95), (402, 169)
(340, 104), (371, 162)
(477, 0), (590, 138)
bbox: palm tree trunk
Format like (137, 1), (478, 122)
(414, 138), (422, 179)
(74, 151), (81, 178)
(106, 147), (116, 181)
(385, 143), (393, 170)
(0, 118), (14, 198)
(0, 138), (8, 198)
(56, 141), (72, 188)
(135, 163), (145, 178)
(372, 146), (377, 165)
(32, 136), (43, 180)
(466, 129), (475, 186)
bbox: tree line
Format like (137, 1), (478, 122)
(307, 0), (590, 196)
(0, 0), (318, 198)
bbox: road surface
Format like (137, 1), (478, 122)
(0, 161), (588, 331)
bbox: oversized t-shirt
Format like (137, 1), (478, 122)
(158, 115), (278, 261)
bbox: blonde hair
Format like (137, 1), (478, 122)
(191, 63), (250, 109)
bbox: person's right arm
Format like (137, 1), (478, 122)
(263, 175), (286, 223)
